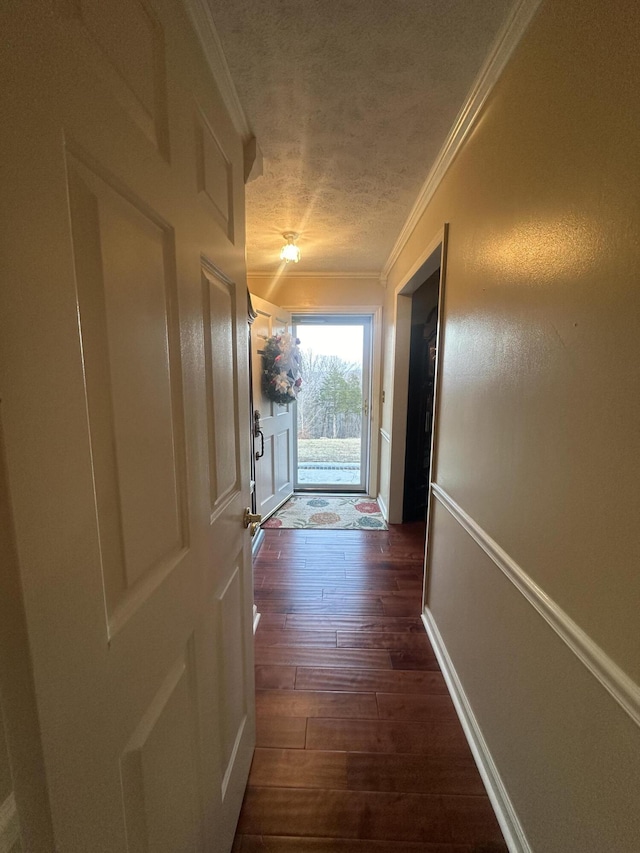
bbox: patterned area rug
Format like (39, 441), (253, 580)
(262, 496), (388, 530)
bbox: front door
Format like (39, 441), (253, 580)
(250, 295), (295, 519)
(0, 3), (254, 851)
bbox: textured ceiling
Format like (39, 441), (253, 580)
(207, 0), (516, 274)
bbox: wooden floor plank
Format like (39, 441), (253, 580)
(381, 599), (424, 617)
(256, 689), (379, 720)
(305, 718), (476, 760)
(376, 693), (458, 722)
(254, 647), (392, 669)
(237, 787), (452, 843)
(255, 716), (307, 749)
(256, 600), (386, 615)
(390, 650), (441, 671)
(254, 665), (296, 690)
(321, 592), (386, 605)
(441, 796), (506, 845)
(254, 589), (325, 602)
(253, 613), (287, 630)
(337, 631), (436, 653)
(239, 838), (474, 853)
(249, 748), (487, 796)
(295, 667), (448, 695)
(320, 579), (402, 593)
(285, 615), (426, 633)
(257, 574), (348, 586)
(255, 629), (338, 648)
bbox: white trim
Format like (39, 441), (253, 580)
(252, 604), (261, 634)
(376, 492), (388, 522)
(251, 526), (265, 557)
(430, 483), (640, 729)
(249, 271), (382, 281)
(282, 305), (381, 315)
(182, 0), (252, 142)
(395, 229), (447, 297)
(387, 227), (447, 524)
(0, 793), (19, 853)
(381, 0), (543, 280)
(422, 611), (531, 853)
(379, 428), (390, 443)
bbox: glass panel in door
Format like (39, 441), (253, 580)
(293, 315), (371, 492)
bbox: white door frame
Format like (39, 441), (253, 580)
(387, 225), (449, 524)
(283, 305), (382, 498)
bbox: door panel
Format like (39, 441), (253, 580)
(202, 262), (242, 521)
(250, 295), (295, 518)
(119, 646), (202, 853)
(68, 151), (189, 623)
(0, 2), (254, 851)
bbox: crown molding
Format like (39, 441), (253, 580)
(248, 270), (383, 281)
(182, 0), (252, 142)
(381, 0), (543, 280)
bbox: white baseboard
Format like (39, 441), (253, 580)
(0, 794), (19, 853)
(376, 492), (388, 521)
(251, 526), (265, 557)
(421, 609), (531, 853)
(252, 604), (261, 634)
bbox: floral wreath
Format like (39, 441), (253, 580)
(262, 333), (303, 405)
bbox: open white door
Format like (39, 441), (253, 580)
(250, 295), (295, 519)
(0, 3), (254, 851)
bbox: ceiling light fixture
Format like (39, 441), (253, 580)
(280, 232), (301, 264)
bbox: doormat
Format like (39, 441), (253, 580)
(262, 496), (387, 530)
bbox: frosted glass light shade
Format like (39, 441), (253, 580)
(280, 233), (300, 263)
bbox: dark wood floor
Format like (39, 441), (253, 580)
(233, 523), (507, 853)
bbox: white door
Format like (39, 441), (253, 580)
(250, 295), (295, 518)
(0, 3), (254, 851)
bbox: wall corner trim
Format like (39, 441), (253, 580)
(431, 483), (640, 730)
(381, 0), (543, 280)
(0, 793), (19, 853)
(422, 610), (531, 853)
(182, 0), (252, 142)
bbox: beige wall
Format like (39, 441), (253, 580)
(382, 0), (640, 849)
(248, 274), (384, 310)
(0, 722), (11, 804)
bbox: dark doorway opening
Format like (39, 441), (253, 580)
(403, 268), (440, 522)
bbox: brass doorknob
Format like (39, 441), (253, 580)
(243, 507), (262, 536)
